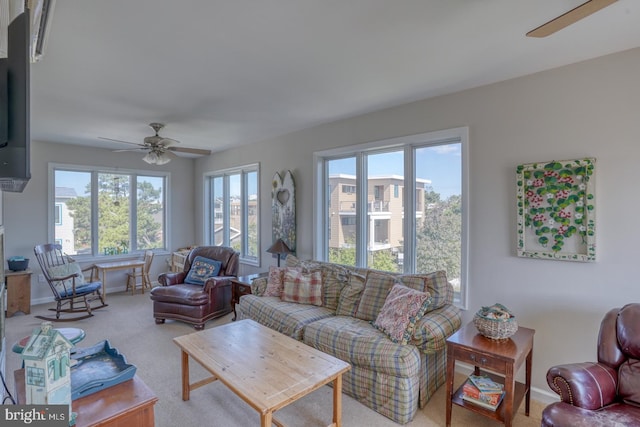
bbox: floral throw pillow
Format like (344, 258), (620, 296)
(281, 267), (323, 306)
(184, 256), (222, 285)
(264, 266), (287, 297)
(373, 283), (432, 345)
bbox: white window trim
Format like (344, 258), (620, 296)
(203, 163), (260, 267)
(313, 127), (469, 309)
(48, 162), (171, 261)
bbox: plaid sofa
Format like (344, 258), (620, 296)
(236, 258), (462, 424)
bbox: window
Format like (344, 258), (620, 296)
(342, 185), (355, 193)
(314, 127), (468, 307)
(51, 165), (168, 257)
(206, 164), (259, 265)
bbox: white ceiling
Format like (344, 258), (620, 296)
(27, 0), (640, 155)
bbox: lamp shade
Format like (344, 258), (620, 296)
(266, 238), (292, 255)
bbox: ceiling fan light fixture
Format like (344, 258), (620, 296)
(155, 152), (171, 165)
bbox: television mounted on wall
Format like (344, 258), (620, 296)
(0, 10), (31, 192)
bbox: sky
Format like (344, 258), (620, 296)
(329, 143), (461, 199)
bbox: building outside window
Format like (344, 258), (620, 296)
(51, 165), (168, 257)
(315, 127), (468, 307)
(206, 164), (259, 265)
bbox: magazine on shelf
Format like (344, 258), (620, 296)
(462, 391), (505, 411)
(468, 374), (504, 393)
(462, 380), (504, 406)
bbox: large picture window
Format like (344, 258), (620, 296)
(314, 128), (469, 307)
(51, 165), (168, 257)
(206, 164), (259, 265)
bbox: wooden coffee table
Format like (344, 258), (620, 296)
(173, 319), (351, 427)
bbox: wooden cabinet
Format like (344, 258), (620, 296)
(5, 269), (31, 317)
(15, 372), (158, 427)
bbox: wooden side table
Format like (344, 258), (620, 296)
(230, 273), (265, 321)
(5, 269), (32, 317)
(445, 322), (534, 427)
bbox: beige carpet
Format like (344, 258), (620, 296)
(4, 292), (544, 426)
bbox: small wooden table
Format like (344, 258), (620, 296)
(174, 319), (351, 427)
(94, 259), (146, 302)
(15, 371), (158, 427)
(230, 273), (264, 321)
(445, 322), (534, 427)
(5, 269), (32, 317)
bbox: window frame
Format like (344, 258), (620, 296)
(204, 163), (260, 267)
(48, 163), (170, 260)
(313, 127), (469, 308)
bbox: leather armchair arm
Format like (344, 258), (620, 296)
(158, 271), (187, 286)
(203, 275), (234, 292)
(547, 362), (618, 410)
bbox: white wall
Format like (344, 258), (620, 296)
(3, 140), (197, 302)
(195, 47), (640, 399)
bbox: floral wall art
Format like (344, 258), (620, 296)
(516, 158), (595, 262)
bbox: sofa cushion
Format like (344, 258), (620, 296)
(281, 267), (323, 306)
(355, 271), (397, 321)
(336, 272), (366, 317)
(264, 266), (287, 297)
(321, 264), (349, 311)
(303, 316), (422, 378)
(373, 284), (432, 345)
(184, 256), (222, 285)
(398, 270), (452, 310)
(237, 295), (334, 340)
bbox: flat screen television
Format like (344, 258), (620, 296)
(0, 11), (31, 192)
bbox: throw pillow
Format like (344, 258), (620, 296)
(184, 256), (222, 285)
(264, 266), (287, 297)
(47, 261), (85, 294)
(281, 267), (323, 306)
(336, 272), (366, 317)
(373, 283), (432, 345)
(321, 264), (349, 312)
(355, 270), (397, 321)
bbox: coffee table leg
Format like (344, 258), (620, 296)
(333, 374), (343, 427)
(260, 411), (273, 427)
(181, 350), (190, 401)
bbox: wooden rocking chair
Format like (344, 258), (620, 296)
(34, 243), (108, 321)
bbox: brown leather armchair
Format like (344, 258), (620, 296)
(150, 246), (239, 330)
(542, 303), (640, 427)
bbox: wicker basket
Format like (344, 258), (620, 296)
(473, 303), (518, 340)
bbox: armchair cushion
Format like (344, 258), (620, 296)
(547, 362), (618, 410)
(184, 256), (222, 285)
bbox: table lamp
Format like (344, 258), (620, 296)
(266, 238), (292, 267)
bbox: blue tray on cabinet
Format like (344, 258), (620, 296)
(70, 340), (137, 400)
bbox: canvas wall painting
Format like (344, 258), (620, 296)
(516, 158), (596, 262)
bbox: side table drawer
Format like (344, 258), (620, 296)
(454, 347), (505, 372)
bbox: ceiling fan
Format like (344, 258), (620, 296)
(527, 0), (617, 38)
(99, 122), (211, 165)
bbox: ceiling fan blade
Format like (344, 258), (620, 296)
(526, 0), (618, 38)
(112, 148), (146, 152)
(98, 136), (144, 147)
(168, 146), (212, 155)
